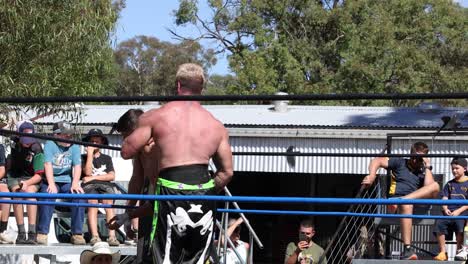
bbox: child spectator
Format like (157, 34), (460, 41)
(81, 129), (119, 246)
(7, 121), (44, 244)
(0, 143), (13, 244)
(433, 157), (468, 261)
(218, 217), (250, 264)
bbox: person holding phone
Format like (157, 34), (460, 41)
(284, 219), (327, 264)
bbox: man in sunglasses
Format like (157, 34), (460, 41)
(361, 141), (440, 260)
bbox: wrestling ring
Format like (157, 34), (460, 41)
(0, 92), (466, 263)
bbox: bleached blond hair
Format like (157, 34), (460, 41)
(176, 63), (206, 92)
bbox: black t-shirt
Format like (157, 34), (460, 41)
(81, 153), (114, 185)
(8, 143), (44, 178)
(0, 144), (5, 166)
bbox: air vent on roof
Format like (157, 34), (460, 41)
(417, 102), (441, 113)
(273, 92), (289, 113)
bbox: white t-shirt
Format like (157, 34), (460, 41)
(220, 240), (248, 264)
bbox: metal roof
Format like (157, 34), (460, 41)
(24, 104), (468, 129)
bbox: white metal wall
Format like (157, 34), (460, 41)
(99, 135), (468, 180)
(231, 137), (468, 176)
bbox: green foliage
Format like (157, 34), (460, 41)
(174, 0), (468, 106)
(203, 74), (239, 104)
(0, 0), (120, 99)
(175, 0), (199, 25)
(113, 36), (216, 98)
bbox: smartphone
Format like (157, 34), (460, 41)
(299, 233), (308, 242)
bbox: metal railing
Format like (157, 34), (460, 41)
(215, 186), (264, 264)
(320, 181), (381, 263)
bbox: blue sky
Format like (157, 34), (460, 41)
(115, 1), (230, 75)
(115, 0), (468, 76)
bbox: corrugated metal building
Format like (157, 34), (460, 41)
(20, 103), (468, 262)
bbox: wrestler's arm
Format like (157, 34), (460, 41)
(127, 155), (144, 206)
(212, 128), (234, 193)
(108, 201), (153, 230)
(121, 114), (153, 159)
(128, 202), (153, 218)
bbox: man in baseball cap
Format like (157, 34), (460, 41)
(36, 121), (85, 245)
(52, 121), (75, 135)
(8, 121), (43, 244)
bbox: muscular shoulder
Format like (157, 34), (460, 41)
(138, 108), (161, 126)
(200, 109), (226, 132)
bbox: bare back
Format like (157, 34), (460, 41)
(146, 101), (226, 170)
(138, 141), (160, 193)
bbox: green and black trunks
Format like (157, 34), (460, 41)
(151, 164), (216, 264)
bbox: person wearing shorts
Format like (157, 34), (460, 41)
(433, 158), (468, 261)
(0, 143), (13, 244)
(362, 141), (439, 260)
(121, 63), (233, 263)
(7, 121), (44, 244)
(81, 128), (119, 246)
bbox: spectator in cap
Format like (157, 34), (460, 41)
(0, 143), (12, 244)
(36, 121), (86, 245)
(81, 128), (119, 246)
(6, 121), (44, 244)
(80, 241), (121, 264)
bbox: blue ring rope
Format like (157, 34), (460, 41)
(1, 192), (468, 206)
(218, 209), (468, 219)
(2, 198), (464, 220)
(0, 198), (464, 219)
